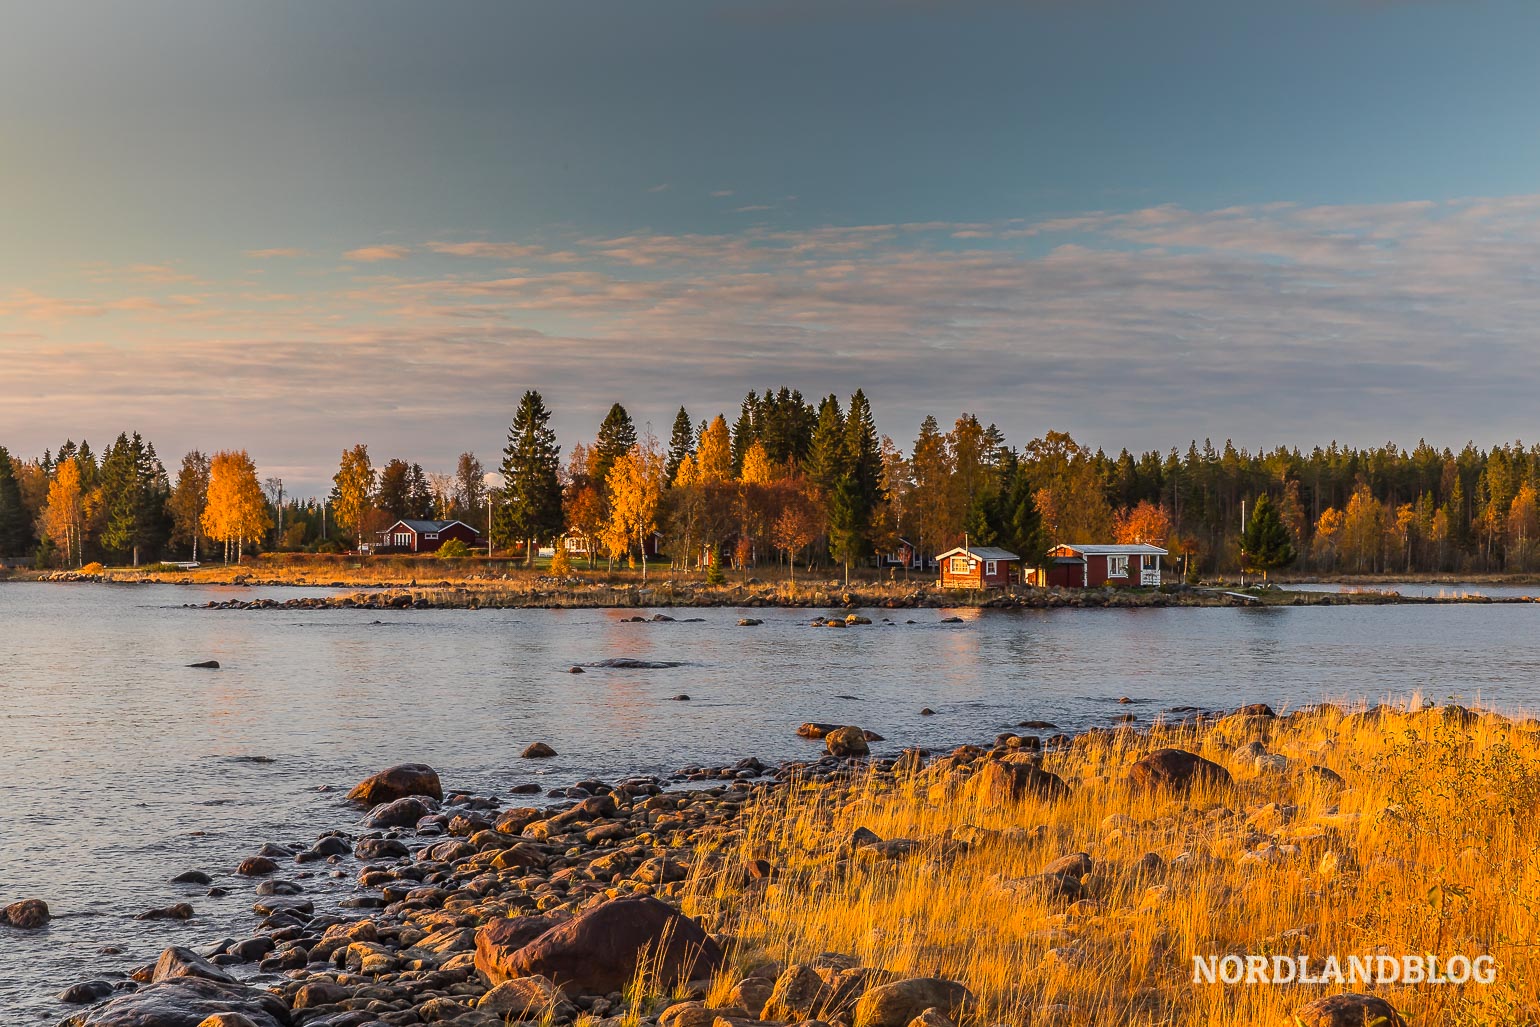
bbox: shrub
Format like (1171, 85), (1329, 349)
(80, 561), (105, 575)
(549, 546), (572, 575)
(437, 539), (473, 560)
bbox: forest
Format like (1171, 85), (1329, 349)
(3, 386), (1539, 578)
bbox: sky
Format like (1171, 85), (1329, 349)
(5, 0), (1540, 493)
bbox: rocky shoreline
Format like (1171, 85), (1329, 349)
(18, 700), (1459, 1027)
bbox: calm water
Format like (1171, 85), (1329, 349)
(5, 583), (1540, 1022)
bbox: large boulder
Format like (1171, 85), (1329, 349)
(1290, 993), (1407, 1027)
(475, 914), (565, 983)
(851, 978), (975, 1027)
(965, 761), (1069, 805)
(361, 795), (433, 829)
(825, 727), (870, 758)
(152, 946), (239, 984)
(477, 895), (722, 995)
(58, 976), (290, 1027)
(1127, 748), (1231, 792)
(346, 763), (443, 806)
(478, 974), (575, 1018)
(1, 897), (49, 929)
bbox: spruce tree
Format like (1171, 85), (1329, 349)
(665, 406), (694, 487)
(0, 447), (33, 556)
(807, 395), (848, 494)
(730, 393), (759, 475)
(1242, 493), (1296, 579)
(592, 403), (637, 489)
(827, 389), (885, 584)
(497, 390), (564, 565)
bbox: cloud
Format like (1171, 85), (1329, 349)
(343, 244), (412, 262)
(11, 193), (1540, 491)
(734, 204), (774, 213)
(711, 189), (735, 198)
(245, 248), (307, 259)
(648, 183), (670, 193)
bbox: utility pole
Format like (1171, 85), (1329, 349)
(1240, 499), (1247, 587)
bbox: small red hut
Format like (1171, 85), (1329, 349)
(373, 519), (483, 555)
(1044, 543), (1166, 587)
(935, 545), (1020, 589)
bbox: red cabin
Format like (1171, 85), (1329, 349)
(1044, 543), (1166, 587)
(373, 519), (483, 555)
(935, 545), (1020, 589)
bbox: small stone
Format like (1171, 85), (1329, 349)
(171, 870), (213, 885)
(136, 902), (195, 921)
(236, 856), (278, 876)
(523, 741), (558, 758)
(188, 660), (221, 669)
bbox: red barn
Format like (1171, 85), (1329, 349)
(936, 545), (1020, 589)
(1045, 543), (1166, 587)
(373, 519), (483, 555)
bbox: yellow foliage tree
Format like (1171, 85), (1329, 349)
(603, 444), (665, 581)
(739, 439), (777, 486)
(1113, 500), (1171, 545)
(202, 450), (272, 563)
(696, 415), (733, 484)
(40, 460), (84, 567)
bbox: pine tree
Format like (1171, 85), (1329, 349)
(497, 390), (564, 565)
(407, 463), (433, 519)
(665, 406), (694, 487)
(1242, 493), (1296, 579)
(592, 403), (637, 491)
(377, 459), (412, 519)
(807, 395), (847, 494)
(0, 447), (32, 556)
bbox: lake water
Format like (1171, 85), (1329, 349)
(5, 583), (1540, 1022)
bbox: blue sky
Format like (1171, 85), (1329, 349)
(4, 0), (1540, 491)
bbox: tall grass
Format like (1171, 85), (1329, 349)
(684, 699), (1540, 1025)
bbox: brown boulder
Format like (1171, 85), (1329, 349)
(474, 914), (563, 983)
(522, 742), (558, 758)
(825, 726), (870, 757)
(480, 894), (722, 995)
(851, 978), (975, 1027)
(1127, 748), (1232, 792)
(966, 760), (1069, 805)
(152, 947), (239, 984)
(478, 974), (574, 1018)
(58, 976), (289, 1027)
(1291, 993), (1407, 1027)
(346, 763), (443, 806)
(1, 898), (50, 929)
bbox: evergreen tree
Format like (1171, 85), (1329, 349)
(665, 406), (694, 486)
(496, 390), (564, 565)
(806, 395), (848, 494)
(827, 389), (885, 584)
(730, 393), (759, 475)
(97, 432), (165, 565)
(1242, 493), (1296, 579)
(592, 403), (637, 490)
(376, 459), (413, 519)
(167, 451), (211, 561)
(406, 462), (433, 519)
(0, 447), (33, 556)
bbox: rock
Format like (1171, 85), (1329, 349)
(187, 660), (220, 669)
(57, 976), (289, 1027)
(522, 742), (558, 759)
(1300, 764), (1345, 789)
(1, 897), (50, 929)
(353, 837), (409, 860)
(292, 980), (351, 1009)
(1127, 748), (1232, 792)
(825, 726), (870, 758)
(1234, 702), (1276, 717)
(738, 618), (762, 626)
(660, 1001), (718, 1027)
(919, 708), (934, 716)
(479, 894), (722, 995)
(906, 1010), (954, 1027)
(1041, 852), (1092, 878)
(851, 978), (975, 1027)
(797, 723), (839, 739)
(362, 795), (432, 828)
(236, 856), (277, 876)
(171, 870), (213, 885)
(152, 946), (239, 984)
(1290, 993), (1407, 1027)
(760, 964), (829, 1022)
(59, 980), (114, 1004)
(197, 1016), (261, 1027)
(478, 974), (574, 1017)
(474, 914), (563, 982)
(346, 763), (444, 806)
(569, 666), (585, 673)
(966, 761), (1069, 805)
(136, 902), (195, 921)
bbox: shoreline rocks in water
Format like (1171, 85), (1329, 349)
(2, 898), (50, 929)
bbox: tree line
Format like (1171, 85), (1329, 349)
(8, 392), (1540, 577)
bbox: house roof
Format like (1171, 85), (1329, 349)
(1056, 543), (1168, 556)
(383, 519), (474, 534)
(935, 546), (1020, 562)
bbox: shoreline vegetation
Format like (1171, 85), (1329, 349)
(37, 696), (1539, 1026)
(9, 561), (1540, 608)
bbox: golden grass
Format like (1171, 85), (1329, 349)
(684, 698), (1540, 1026)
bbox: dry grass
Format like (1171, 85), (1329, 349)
(684, 698), (1540, 1026)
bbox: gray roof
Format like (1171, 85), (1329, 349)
(1058, 543), (1168, 556)
(935, 545), (1020, 562)
(385, 519), (473, 534)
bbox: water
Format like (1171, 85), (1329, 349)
(1287, 580), (1540, 599)
(4, 583), (1540, 1022)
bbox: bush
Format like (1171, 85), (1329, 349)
(549, 546), (572, 575)
(437, 539), (473, 560)
(705, 548), (726, 586)
(80, 561), (105, 575)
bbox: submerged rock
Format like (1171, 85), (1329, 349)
(522, 741), (558, 758)
(1, 897), (49, 929)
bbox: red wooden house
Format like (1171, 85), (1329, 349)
(935, 545), (1020, 589)
(1043, 543), (1167, 587)
(373, 519), (482, 555)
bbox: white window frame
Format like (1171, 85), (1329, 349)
(985, 560), (997, 576)
(948, 556), (970, 574)
(1106, 554), (1129, 578)
(424, 532), (439, 541)
(394, 532), (412, 547)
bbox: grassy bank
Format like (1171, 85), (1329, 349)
(684, 700), (1540, 1026)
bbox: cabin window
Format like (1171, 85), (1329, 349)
(949, 556), (970, 574)
(425, 532), (439, 540)
(985, 560), (997, 576)
(394, 532), (411, 546)
(1107, 555), (1129, 577)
